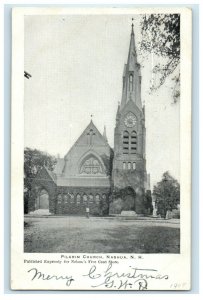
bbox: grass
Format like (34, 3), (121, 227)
(24, 216), (180, 253)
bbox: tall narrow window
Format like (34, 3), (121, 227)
(128, 162), (131, 170)
(133, 162), (136, 170)
(102, 194), (107, 202)
(87, 129), (96, 146)
(83, 194), (88, 204)
(89, 194), (94, 204)
(131, 131), (137, 154)
(69, 193), (74, 204)
(123, 131), (129, 154)
(129, 74), (133, 92)
(123, 162), (126, 170)
(95, 194), (100, 204)
(76, 194), (81, 205)
(63, 194), (68, 204)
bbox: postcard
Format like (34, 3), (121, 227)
(11, 7), (192, 290)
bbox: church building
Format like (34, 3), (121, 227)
(28, 23), (150, 216)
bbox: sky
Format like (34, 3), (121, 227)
(24, 14), (180, 188)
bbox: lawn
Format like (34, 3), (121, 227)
(24, 216), (180, 253)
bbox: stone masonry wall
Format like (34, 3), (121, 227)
(55, 186), (111, 216)
(112, 169), (146, 214)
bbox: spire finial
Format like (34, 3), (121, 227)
(103, 125), (107, 142)
(131, 18), (134, 33)
(90, 114), (93, 120)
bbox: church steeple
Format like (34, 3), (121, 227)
(127, 23), (137, 71)
(121, 21), (142, 111)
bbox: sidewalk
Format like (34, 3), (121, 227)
(24, 213), (180, 225)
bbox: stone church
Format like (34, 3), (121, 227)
(28, 24), (150, 216)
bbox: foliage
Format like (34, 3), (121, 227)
(140, 14), (180, 102)
(111, 187), (153, 214)
(24, 147), (57, 213)
(101, 148), (114, 176)
(144, 190), (153, 214)
(99, 198), (109, 216)
(110, 186), (136, 213)
(112, 186), (136, 201)
(153, 172), (180, 218)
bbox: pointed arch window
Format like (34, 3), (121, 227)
(87, 129), (96, 146)
(80, 155), (104, 175)
(131, 131), (137, 154)
(102, 194), (107, 201)
(129, 74), (133, 92)
(63, 194), (68, 204)
(89, 194), (94, 204)
(76, 194), (81, 205)
(133, 162), (136, 170)
(95, 194), (100, 204)
(123, 131), (129, 154)
(69, 193), (74, 204)
(83, 194), (88, 204)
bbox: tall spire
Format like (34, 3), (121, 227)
(127, 19), (137, 71)
(131, 20), (134, 32)
(121, 20), (142, 111)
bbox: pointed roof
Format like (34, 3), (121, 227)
(35, 166), (56, 183)
(64, 120), (109, 159)
(123, 64), (127, 77)
(85, 119), (105, 140)
(103, 125), (107, 142)
(120, 98), (142, 117)
(120, 22), (142, 111)
(127, 23), (137, 71)
(79, 119), (109, 144)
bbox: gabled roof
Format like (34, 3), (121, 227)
(64, 120), (110, 159)
(44, 166), (57, 182)
(120, 99), (143, 116)
(34, 166), (57, 183)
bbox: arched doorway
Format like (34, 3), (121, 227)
(35, 188), (49, 210)
(122, 186), (136, 211)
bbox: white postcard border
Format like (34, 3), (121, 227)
(11, 7), (192, 291)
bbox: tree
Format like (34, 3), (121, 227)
(144, 190), (153, 214)
(153, 172), (180, 218)
(24, 147), (57, 213)
(109, 186), (136, 214)
(140, 14), (180, 102)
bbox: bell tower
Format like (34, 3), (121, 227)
(112, 22), (147, 214)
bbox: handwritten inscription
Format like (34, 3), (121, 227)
(28, 268), (74, 286)
(83, 262), (169, 290)
(27, 262), (169, 290)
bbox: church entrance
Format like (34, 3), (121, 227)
(122, 186), (136, 211)
(35, 188), (49, 211)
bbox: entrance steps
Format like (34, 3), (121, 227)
(29, 209), (52, 216)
